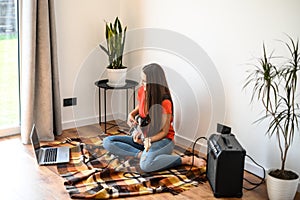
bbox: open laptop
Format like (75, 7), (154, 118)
(30, 124), (70, 165)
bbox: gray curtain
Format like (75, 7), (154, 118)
(20, 0), (62, 144)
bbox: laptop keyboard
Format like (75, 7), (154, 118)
(44, 148), (57, 162)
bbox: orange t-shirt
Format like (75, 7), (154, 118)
(137, 86), (175, 140)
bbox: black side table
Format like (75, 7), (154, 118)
(95, 79), (139, 133)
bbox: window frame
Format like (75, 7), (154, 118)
(0, 0), (20, 137)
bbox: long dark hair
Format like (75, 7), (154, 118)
(142, 63), (173, 137)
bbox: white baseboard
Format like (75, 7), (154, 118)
(175, 134), (208, 154)
(244, 158), (265, 178)
(0, 126), (20, 137)
(62, 114), (114, 130)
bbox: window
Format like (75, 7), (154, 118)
(0, 0), (19, 136)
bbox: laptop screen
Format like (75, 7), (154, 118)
(30, 125), (41, 161)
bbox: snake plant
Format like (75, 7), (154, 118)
(99, 17), (127, 69)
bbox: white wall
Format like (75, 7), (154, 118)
(120, 0), (300, 187)
(55, 0), (300, 187)
(55, 0), (121, 129)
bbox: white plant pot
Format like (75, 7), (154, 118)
(266, 169), (299, 200)
(107, 68), (127, 87)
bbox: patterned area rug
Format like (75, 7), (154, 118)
(55, 135), (206, 199)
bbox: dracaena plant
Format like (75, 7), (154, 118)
(99, 17), (127, 69)
(243, 35), (300, 179)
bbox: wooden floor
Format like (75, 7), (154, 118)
(0, 123), (299, 200)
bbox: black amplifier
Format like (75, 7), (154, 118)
(207, 133), (246, 198)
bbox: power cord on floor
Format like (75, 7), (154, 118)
(243, 154), (265, 190)
(189, 136), (266, 191)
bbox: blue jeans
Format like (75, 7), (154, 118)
(103, 135), (182, 172)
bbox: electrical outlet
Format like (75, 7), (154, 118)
(63, 97), (77, 107)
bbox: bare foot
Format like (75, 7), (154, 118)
(182, 156), (206, 168)
(192, 156), (206, 168)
